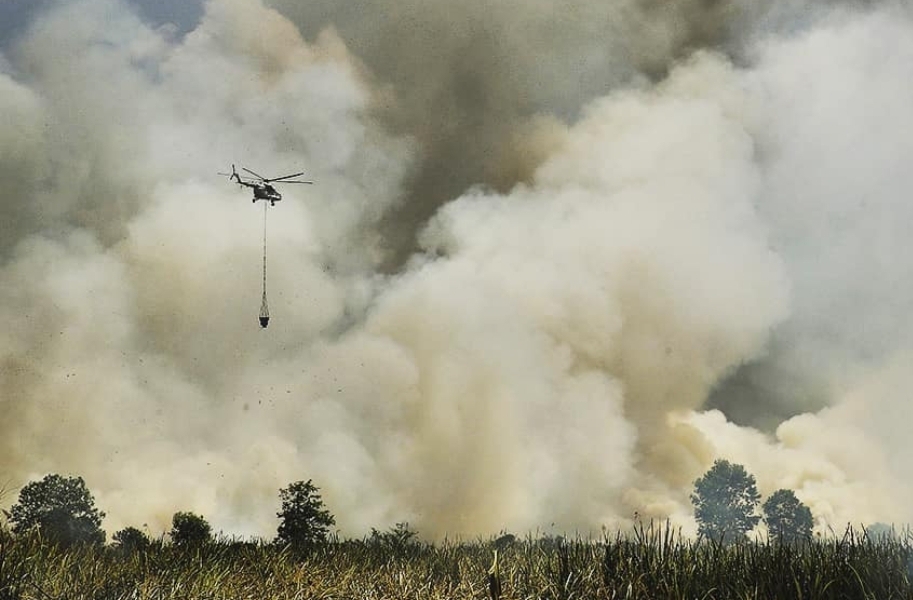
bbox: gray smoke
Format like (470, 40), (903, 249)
(1, 0), (911, 538)
(265, 0), (882, 265)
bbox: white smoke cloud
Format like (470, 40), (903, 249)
(1, 0), (912, 540)
(0, 0), (415, 536)
(679, 3), (913, 529)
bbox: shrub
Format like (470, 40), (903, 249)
(112, 526), (151, 552)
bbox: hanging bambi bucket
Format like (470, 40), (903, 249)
(259, 289), (270, 328)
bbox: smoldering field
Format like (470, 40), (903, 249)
(1, 0), (912, 540)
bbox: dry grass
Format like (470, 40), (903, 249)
(2, 523), (912, 599)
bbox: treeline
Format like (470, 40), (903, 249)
(0, 459), (860, 550)
(2, 464), (913, 599)
(0, 474), (336, 552)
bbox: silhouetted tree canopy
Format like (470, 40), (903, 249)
(112, 526), (151, 552)
(369, 522), (420, 553)
(5, 474), (105, 547)
(169, 512), (212, 547)
(276, 479), (335, 552)
(763, 489), (813, 542)
(691, 459), (760, 543)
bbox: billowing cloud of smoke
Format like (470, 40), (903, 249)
(264, 0), (750, 264)
(1, 0), (912, 539)
(696, 3), (913, 527)
(0, 0), (415, 535)
(265, 0), (884, 265)
(710, 4), (913, 428)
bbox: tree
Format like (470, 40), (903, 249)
(5, 474), (105, 547)
(275, 480), (335, 552)
(691, 459), (760, 543)
(169, 512), (212, 547)
(112, 526), (151, 552)
(763, 489), (813, 543)
(369, 522), (420, 553)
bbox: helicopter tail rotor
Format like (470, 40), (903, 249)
(218, 164), (242, 184)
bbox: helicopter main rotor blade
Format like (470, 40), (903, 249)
(276, 180), (313, 184)
(267, 172), (306, 182)
(242, 167), (267, 181)
(225, 174), (255, 182)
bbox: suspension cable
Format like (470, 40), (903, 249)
(259, 202), (270, 328)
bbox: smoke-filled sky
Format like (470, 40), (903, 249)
(1, 0), (912, 539)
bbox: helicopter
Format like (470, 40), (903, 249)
(221, 164), (312, 205)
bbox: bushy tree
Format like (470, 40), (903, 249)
(763, 489), (813, 543)
(691, 459), (760, 543)
(369, 522), (420, 552)
(112, 526), (151, 552)
(169, 512), (212, 547)
(494, 532), (518, 550)
(275, 480), (335, 552)
(5, 474), (105, 547)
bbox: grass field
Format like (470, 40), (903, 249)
(2, 523), (912, 599)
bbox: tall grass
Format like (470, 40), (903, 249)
(2, 523), (912, 599)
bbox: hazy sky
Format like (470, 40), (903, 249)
(0, 0), (203, 44)
(1, 0), (912, 540)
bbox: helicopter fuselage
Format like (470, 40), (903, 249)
(252, 184), (281, 204)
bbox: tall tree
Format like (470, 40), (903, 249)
(691, 459), (760, 543)
(5, 474), (105, 547)
(763, 489), (813, 542)
(275, 480), (335, 552)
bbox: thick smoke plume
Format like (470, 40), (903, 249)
(1, 0), (912, 538)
